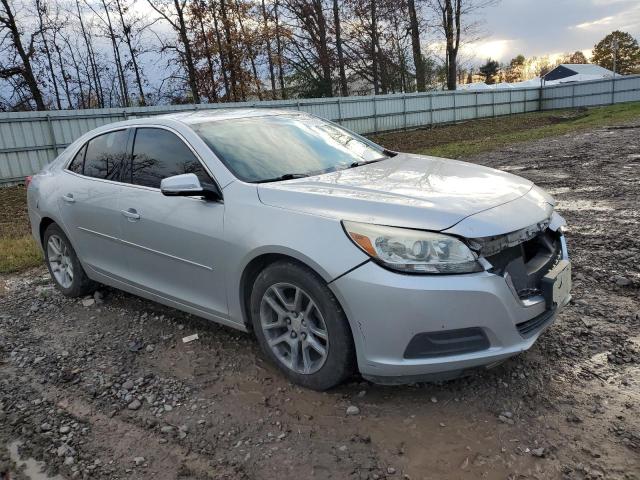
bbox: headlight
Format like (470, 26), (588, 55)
(342, 221), (483, 274)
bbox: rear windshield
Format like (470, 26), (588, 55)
(191, 114), (388, 182)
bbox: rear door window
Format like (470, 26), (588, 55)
(130, 128), (211, 189)
(83, 130), (129, 181)
(67, 144), (86, 174)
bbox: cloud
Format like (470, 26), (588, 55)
(574, 16), (614, 30)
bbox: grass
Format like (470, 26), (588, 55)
(371, 101), (640, 158)
(0, 185), (42, 274)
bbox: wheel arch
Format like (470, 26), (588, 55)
(238, 250), (334, 332)
(39, 216), (57, 247)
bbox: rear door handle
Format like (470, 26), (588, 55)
(62, 193), (75, 203)
(121, 208), (140, 220)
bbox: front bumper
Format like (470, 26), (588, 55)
(330, 238), (570, 384)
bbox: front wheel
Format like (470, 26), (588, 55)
(250, 261), (355, 390)
(43, 223), (96, 297)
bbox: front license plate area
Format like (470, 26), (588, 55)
(541, 260), (571, 309)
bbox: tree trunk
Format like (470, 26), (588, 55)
(173, 0), (200, 103)
(333, 0), (348, 96)
(234, 0), (262, 100)
(407, 0), (425, 92)
(219, 0), (238, 101)
(444, 0), (457, 90)
(114, 0), (147, 105)
(371, 0), (379, 95)
(52, 29), (73, 108)
(196, 1), (218, 102)
(261, 0), (277, 99)
(0, 0), (46, 110)
(100, 0), (129, 106)
(211, 2), (231, 100)
(314, 0), (332, 97)
(274, 0), (286, 99)
(76, 0), (103, 107)
(35, 0), (62, 109)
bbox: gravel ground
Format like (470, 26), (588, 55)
(1, 122), (639, 480)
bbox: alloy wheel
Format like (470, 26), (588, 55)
(47, 234), (74, 289)
(259, 282), (329, 374)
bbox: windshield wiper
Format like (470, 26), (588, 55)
(348, 157), (386, 168)
(255, 173), (310, 184)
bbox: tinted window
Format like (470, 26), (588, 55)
(191, 114), (388, 182)
(67, 144), (86, 174)
(131, 128), (211, 189)
(83, 130), (129, 181)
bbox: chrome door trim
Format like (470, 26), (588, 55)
(77, 226), (120, 243)
(119, 238), (214, 271)
(78, 226), (213, 271)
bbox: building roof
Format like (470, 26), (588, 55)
(550, 64), (614, 77)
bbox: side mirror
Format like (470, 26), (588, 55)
(160, 173), (222, 202)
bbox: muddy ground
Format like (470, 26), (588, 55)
(1, 122), (639, 480)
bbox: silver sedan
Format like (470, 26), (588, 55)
(27, 109), (571, 390)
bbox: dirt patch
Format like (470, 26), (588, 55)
(1, 123), (640, 479)
(0, 185), (30, 239)
(370, 111), (561, 153)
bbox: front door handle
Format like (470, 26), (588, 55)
(62, 193), (75, 203)
(121, 208), (140, 220)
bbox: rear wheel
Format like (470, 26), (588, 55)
(250, 261), (355, 390)
(43, 223), (96, 297)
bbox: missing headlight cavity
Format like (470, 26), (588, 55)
(468, 219), (551, 257)
(483, 227), (562, 300)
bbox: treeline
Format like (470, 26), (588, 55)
(0, 0), (498, 111)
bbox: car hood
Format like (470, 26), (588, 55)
(257, 153), (551, 234)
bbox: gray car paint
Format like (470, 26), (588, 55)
(27, 109), (570, 382)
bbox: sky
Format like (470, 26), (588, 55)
(466, 0), (640, 64)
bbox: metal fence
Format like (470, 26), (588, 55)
(1, 74), (639, 184)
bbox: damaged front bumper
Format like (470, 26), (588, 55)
(329, 214), (571, 385)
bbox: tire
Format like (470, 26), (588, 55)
(250, 260), (355, 390)
(43, 223), (96, 297)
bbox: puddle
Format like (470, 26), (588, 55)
(500, 165), (528, 171)
(556, 199), (614, 212)
(6, 441), (66, 480)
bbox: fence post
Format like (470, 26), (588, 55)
(373, 96), (378, 133)
(611, 76), (616, 105)
(403, 94), (407, 130)
(337, 97), (343, 125)
(474, 92), (478, 119)
(492, 90), (496, 117)
(571, 85), (575, 108)
(46, 114), (58, 155)
(452, 91), (456, 122)
(428, 94), (433, 126)
(508, 90), (512, 115)
(539, 80), (544, 112)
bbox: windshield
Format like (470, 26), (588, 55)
(191, 114), (389, 183)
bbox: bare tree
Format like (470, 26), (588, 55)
(274, 0), (287, 98)
(35, 0), (63, 109)
(114, 0), (147, 105)
(76, 0), (104, 107)
(0, 0), (46, 109)
(147, 0), (201, 103)
(333, 0), (348, 96)
(428, 0), (497, 90)
(407, 0), (426, 91)
(261, 0), (277, 99)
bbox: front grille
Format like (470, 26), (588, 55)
(516, 309), (555, 337)
(484, 229), (561, 300)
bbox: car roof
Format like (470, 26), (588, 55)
(108, 108), (308, 129)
